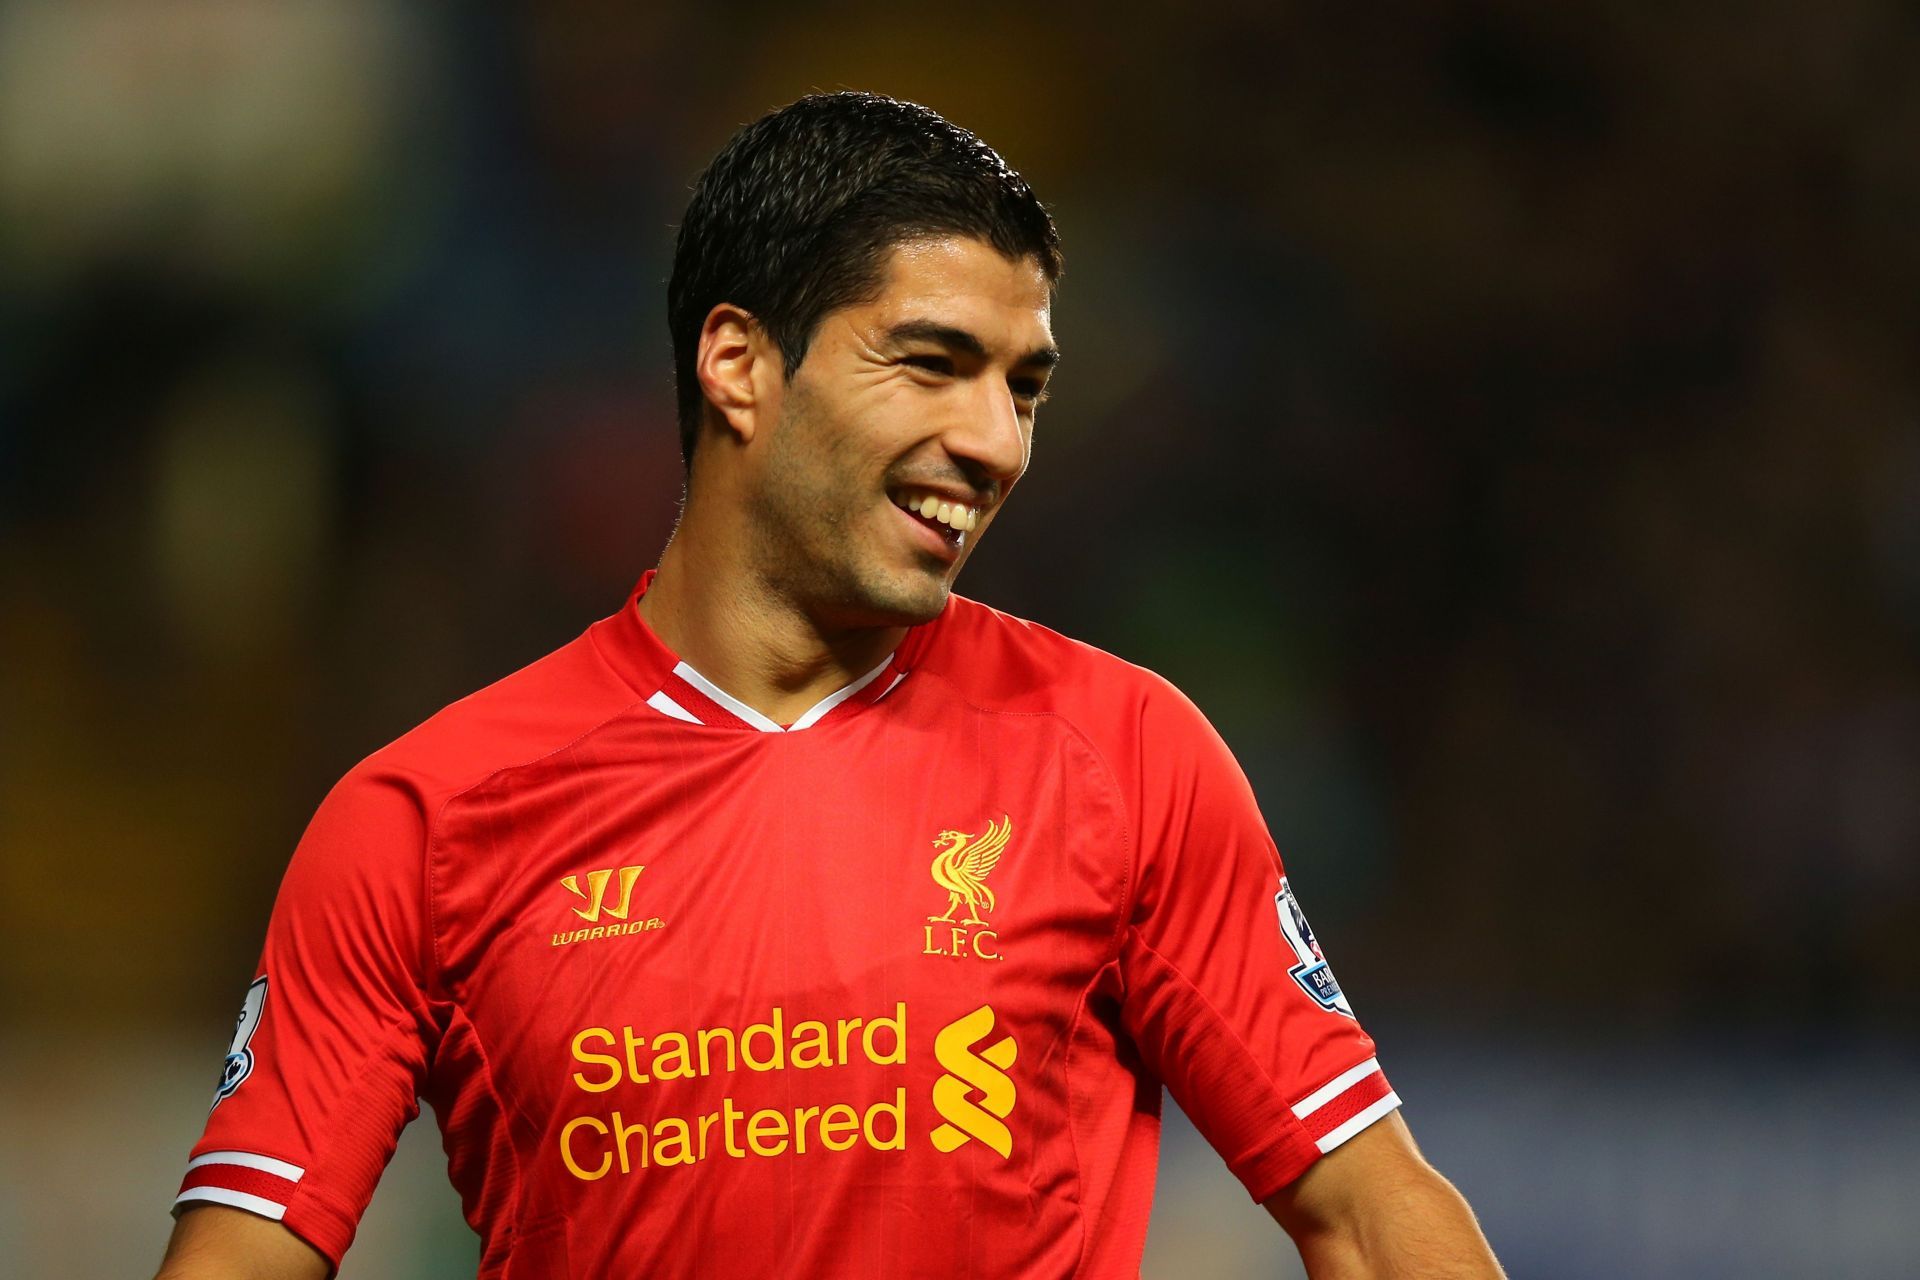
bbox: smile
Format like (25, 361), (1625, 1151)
(890, 489), (980, 532)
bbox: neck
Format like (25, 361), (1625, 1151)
(637, 509), (908, 727)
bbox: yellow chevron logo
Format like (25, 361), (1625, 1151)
(930, 1004), (1018, 1158)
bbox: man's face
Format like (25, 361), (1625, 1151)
(744, 235), (1058, 628)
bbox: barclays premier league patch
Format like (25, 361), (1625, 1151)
(213, 976), (268, 1108)
(1274, 879), (1354, 1018)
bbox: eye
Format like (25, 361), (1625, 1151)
(1010, 379), (1050, 407)
(903, 355), (954, 376)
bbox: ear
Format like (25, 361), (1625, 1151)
(694, 303), (780, 446)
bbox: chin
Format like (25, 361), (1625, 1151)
(843, 569), (951, 627)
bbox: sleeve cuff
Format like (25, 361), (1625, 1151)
(173, 1150), (304, 1221)
(172, 1149), (355, 1268)
(1233, 1057), (1403, 1202)
(1290, 1055), (1401, 1154)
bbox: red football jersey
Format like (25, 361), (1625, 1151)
(175, 570), (1399, 1277)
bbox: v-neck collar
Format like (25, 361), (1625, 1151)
(590, 569), (932, 732)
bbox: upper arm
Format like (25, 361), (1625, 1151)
(156, 1205), (331, 1280)
(1115, 678), (1400, 1199)
(167, 765), (440, 1269)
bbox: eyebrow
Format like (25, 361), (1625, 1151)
(883, 320), (1061, 370)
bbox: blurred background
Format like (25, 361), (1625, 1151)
(2, 2), (1917, 1276)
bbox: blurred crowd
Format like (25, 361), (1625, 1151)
(1, 2), (1916, 1274)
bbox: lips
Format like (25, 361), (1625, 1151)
(891, 496), (964, 560)
(886, 486), (986, 563)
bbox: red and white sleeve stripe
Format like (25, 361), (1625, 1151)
(173, 1150), (306, 1221)
(1290, 1056), (1401, 1154)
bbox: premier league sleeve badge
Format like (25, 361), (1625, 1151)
(212, 976), (268, 1108)
(1274, 879), (1355, 1018)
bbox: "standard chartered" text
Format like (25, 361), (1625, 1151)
(559, 1003), (909, 1180)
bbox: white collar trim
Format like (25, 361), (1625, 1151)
(670, 654), (896, 732)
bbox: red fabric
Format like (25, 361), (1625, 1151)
(177, 571), (1394, 1276)
(1300, 1068), (1395, 1143)
(177, 1163), (299, 1206)
(654, 672), (731, 724)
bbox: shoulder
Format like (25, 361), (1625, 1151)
(328, 617), (646, 825)
(276, 618), (646, 909)
(926, 593), (1156, 698)
(923, 594), (1218, 754)
(923, 597), (1262, 879)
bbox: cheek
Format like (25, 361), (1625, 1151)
(766, 380), (922, 516)
(803, 388), (902, 465)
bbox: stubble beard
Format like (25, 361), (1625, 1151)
(749, 388), (953, 630)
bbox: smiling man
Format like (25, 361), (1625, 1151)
(156, 93), (1502, 1279)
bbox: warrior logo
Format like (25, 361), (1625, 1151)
(213, 976), (268, 1109)
(562, 866), (645, 923)
(1275, 877), (1354, 1018)
(930, 1005), (1018, 1158)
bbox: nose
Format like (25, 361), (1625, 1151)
(943, 380), (1030, 491)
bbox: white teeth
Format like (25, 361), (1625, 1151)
(895, 491), (978, 533)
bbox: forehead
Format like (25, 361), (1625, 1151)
(854, 236), (1054, 348)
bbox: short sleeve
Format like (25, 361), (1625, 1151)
(1116, 680), (1400, 1203)
(172, 764), (441, 1268)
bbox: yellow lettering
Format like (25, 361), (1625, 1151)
(948, 926), (967, 955)
(747, 1108), (790, 1156)
(862, 1003), (906, 1064)
(971, 930), (1001, 961)
(790, 1020), (830, 1069)
(698, 1026), (738, 1075)
(560, 1115), (610, 1180)
(652, 1115), (695, 1166)
(864, 1087), (906, 1150)
(570, 1028), (620, 1093)
(792, 1105), (822, 1155)
(820, 1103), (859, 1152)
(589, 925), (606, 940)
(741, 1007), (786, 1072)
(721, 1096), (748, 1158)
(568, 1003), (922, 1171)
(834, 1017), (863, 1063)
(620, 1027), (651, 1084)
(612, 1110), (647, 1174)
(651, 1031), (694, 1080)
(923, 925), (944, 955)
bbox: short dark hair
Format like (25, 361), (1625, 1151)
(667, 91), (1063, 470)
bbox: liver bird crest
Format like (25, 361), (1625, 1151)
(927, 815), (1012, 927)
